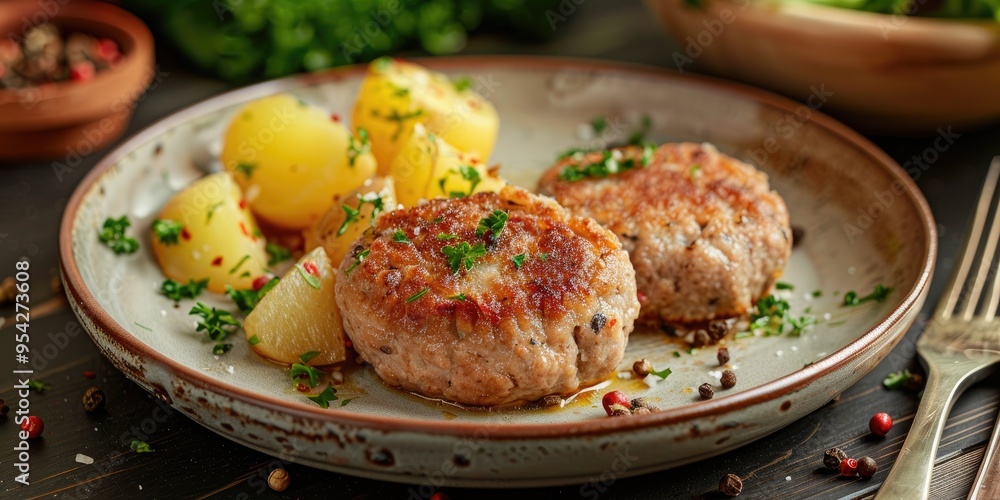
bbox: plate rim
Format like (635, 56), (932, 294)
(59, 55), (937, 438)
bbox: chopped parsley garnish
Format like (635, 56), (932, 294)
(130, 440), (154, 453)
(453, 76), (472, 92)
(235, 161), (258, 178)
(650, 366), (672, 380)
(883, 369), (917, 390)
(512, 253), (527, 269)
(558, 144), (655, 182)
(476, 210), (508, 239)
(688, 164), (701, 180)
(538, 252), (549, 261)
(190, 302), (241, 354)
(812, 290), (823, 298)
(152, 219), (184, 245)
(162, 278), (209, 302)
(295, 263), (322, 289)
(672, 351), (682, 358)
(437, 233), (457, 240)
(345, 248), (370, 275)
(213, 343), (233, 355)
(775, 282), (794, 291)
(448, 293), (467, 301)
(843, 285), (893, 306)
(406, 288), (430, 303)
(742, 294), (815, 337)
(299, 351), (320, 364)
(290, 363), (321, 388)
(591, 116), (608, 134)
(441, 165), (482, 198)
(340, 399), (352, 407)
(627, 114), (653, 145)
(347, 128), (371, 167)
(28, 380), (51, 393)
(228, 254), (251, 275)
(338, 194), (385, 236)
(371, 108), (425, 140)
(248, 335), (261, 346)
(205, 201), (224, 224)
(266, 243), (291, 266)
(442, 242), (487, 274)
(99, 216), (139, 255)
(307, 385), (339, 408)
(556, 147), (591, 160)
(225, 278), (278, 313)
(393, 229), (411, 244)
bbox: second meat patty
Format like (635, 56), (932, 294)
(538, 142), (792, 324)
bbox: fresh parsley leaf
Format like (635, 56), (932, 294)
(591, 116), (608, 134)
(213, 343), (233, 355)
(99, 216), (139, 255)
(266, 243), (291, 266)
(299, 351), (320, 363)
(225, 278), (278, 314)
(789, 315), (816, 336)
(338, 204), (361, 236)
(307, 385), (338, 408)
(189, 302), (241, 352)
(775, 282), (794, 290)
(290, 363), (321, 388)
(453, 76), (472, 92)
(512, 254), (527, 269)
(28, 380), (51, 393)
(205, 201), (224, 224)
(346, 248), (370, 275)
(406, 288), (430, 303)
(650, 367), (672, 379)
(338, 194), (385, 236)
(295, 263), (322, 290)
(162, 278), (209, 302)
(538, 252), (549, 261)
(448, 293), (467, 301)
(627, 115), (653, 145)
(228, 254), (251, 275)
(883, 369), (916, 390)
(672, 351), (681, 358)
(812, 290), (823, 298)
(130, 440), (154, 453)
(843, 285), (893, 306)
(371, 108), (425, 140)
(235, 161), (257, 178)
(347, 128), (371, 167)
(339, 398), (352, 407)
(437, 233), (457, 240)
(152, 219), (183, 245)
(442, 241), (487, 274)
(248, 335), (261, 346)
(741, 294), (815, 337)
(476, 210), (508, 239)
(393, 229), (411, 244)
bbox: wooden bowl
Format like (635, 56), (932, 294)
(0, 0), (154, 162)
(645, 0), (1000, 135)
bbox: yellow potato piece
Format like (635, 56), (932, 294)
(352, 57), (499, 174)
(245, 246), (346, 366)
(303, 176), (397, 267)
(151, 172), (268, 293)
(221, 94), (377, 230)
(390, 124), (505, 207)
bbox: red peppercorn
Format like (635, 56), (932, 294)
(21, 415), (44, 439)
(303, 261), (320, 277)
(296, 383), (310, 393)
(601, 390), (631, 416)
(96, 38), (121, 63)
(869, 412), (892, 436)
(252, 276), (271, 291)
(331, 113), (341, 123)
(840, 457), (858, 477)
(83, 370), (96, 379)
(69, 61), (95, 82)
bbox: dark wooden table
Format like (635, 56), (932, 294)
(3, 1), (1000, 498)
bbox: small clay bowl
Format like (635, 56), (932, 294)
(0, 0), (154, 162)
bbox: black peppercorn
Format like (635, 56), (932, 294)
(590, 313), (607, 333)
(82, 387), (106, 413)
(610, 407), (631, 417)
(693, 329), (711, 347)
(699, 383), (714, 400)
(721, 370), (737, 389)
(631, 397), (649, 409)
(633, 359), (652, 377)
(857, 456), (877, 478)
(719, 473), (742, 497)
(823, 447), (847, 470)
(708, 320), (729, 339)
(717, 347), (730, 366)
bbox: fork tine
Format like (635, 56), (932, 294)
(960, 156), (1000, 320)
(979, 157), (1000, 319)
(937, 157), (1000, 319)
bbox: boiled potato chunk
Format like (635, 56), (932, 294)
(245, 246), (346, 366)
(303, 176), (397, 266)
(221, 93), (377, 230)
(151, 172), (268, 293)
(390, 124), (505, 207)
(352, 57), (499, 173)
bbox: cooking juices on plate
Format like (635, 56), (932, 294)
(128, 57), (797, 411)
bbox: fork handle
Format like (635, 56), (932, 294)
(969, 412), (1000, 499)
(876, 366), (978, 500)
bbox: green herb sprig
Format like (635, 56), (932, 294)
(99, 216), (139, 255)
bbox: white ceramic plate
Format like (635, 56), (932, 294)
(60, 57), (935, 487)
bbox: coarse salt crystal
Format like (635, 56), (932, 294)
(76, 454), (94, 465)
(618, 371), (633, 380)
(823, 313), (832, 320)
(708, 370), (722, 380)
(791, 345), (799, 351)
(776, 350), (783, 357)
(785, 476), (791, 482)
(226, 365), (235, 375)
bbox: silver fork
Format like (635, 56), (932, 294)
(876, 156), (1000, 499)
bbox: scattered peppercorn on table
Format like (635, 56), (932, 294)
(2, 0), (1000, 498)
